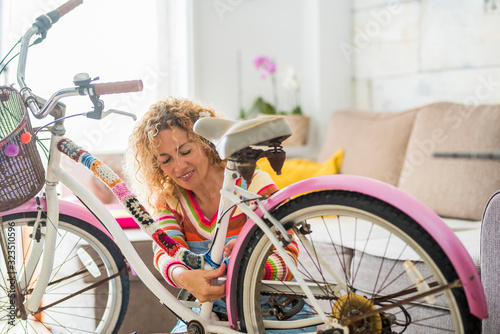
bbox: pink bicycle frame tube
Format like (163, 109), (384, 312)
(1, 197), (111, 238)
(226, 174), (487, 330)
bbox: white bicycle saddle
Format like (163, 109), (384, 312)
(193, 115), (292, 160)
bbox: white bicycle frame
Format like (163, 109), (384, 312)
(22, 126), (335, 333)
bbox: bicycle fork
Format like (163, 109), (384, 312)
(0, 124), (69, 317)
(0, 193), (58, 321)
(21, 134), (63, 314)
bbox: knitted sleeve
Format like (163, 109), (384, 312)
(264, 250), (297, 281)
(152, 205), (194, 288)
(261, 231), (299, 281)
(249, 168), (300, 282)
(154, 206), (188, 249)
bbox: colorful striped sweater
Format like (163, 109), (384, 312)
(153, 169), (299, 287)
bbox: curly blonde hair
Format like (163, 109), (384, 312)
(125, 97), (224, 208)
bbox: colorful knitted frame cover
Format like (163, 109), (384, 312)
(57, 138), (204, 270)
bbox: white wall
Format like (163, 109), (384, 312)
(352, 0), (500, 112)
(191, 0), (352, 159)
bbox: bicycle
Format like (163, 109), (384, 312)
(0, 1), (488, 333)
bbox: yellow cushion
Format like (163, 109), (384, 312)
(257, 149), (344, 189)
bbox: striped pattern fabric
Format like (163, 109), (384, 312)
(153, 168), (300, 285)
(264, 251), (296, 281)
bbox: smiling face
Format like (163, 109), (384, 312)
(157, 127), (210, 191)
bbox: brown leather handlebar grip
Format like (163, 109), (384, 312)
(55, 0), (84, 18)
(93, 80), (144, 95)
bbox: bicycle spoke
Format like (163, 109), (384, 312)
(351, 219), (374, 284)
(44, 262), (104, 294)
(45, 262), (105, 288)
(330, 216), (351, 292)
(36, 267), (128, 315)
(0, 216), (128, 333)
(237, 191), (476, 333)
(49, 230), (81, 283)
(343, 279), (461, 326)
(44, 308), (104, 321)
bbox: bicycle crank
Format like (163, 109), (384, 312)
(262, 295), (306, 320)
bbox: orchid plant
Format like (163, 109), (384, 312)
(254, 56), (278, 112)
(240, 55), (303, 119)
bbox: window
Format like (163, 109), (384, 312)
(0, 0), (192, 153)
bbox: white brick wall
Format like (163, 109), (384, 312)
(352, 0), (500, 111)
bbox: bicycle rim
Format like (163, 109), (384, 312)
(237, 190), (479, 334)
(0, 213), (129, 333)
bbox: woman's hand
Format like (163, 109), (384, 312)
(224, 239), (236, 258)
(175, 263), (227, 303)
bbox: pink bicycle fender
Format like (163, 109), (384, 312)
(1, 198), (111, 238)
(226, 174), (487, 329)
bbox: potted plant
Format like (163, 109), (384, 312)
(240, 56), (310, 146)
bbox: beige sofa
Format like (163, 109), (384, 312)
(315, 102), (500, 331)
(319, 102), (500, 224)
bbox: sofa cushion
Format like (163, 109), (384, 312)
(318, 108), (418, 186)
(398, 102), (500, 221)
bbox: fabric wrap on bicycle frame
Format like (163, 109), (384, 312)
(56, 138), (205, 269)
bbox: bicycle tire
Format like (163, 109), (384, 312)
(0, 212), (130, 334)
(236, 190), (480, 334)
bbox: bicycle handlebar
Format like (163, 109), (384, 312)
(55, 0), (84, 18)
(32, 0), (84, 35)
(94, 80), (144, 95)
(22, 80), (144, 119)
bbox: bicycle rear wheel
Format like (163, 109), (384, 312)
(0, 212), (129, 334)
(237, 190), (480, 333)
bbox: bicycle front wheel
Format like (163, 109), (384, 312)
(0, 212), (129, 334)
(237, 190), (480, 333)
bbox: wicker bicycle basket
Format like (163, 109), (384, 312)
(0, 86), (45, 212)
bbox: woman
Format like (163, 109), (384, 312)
(125, 97), (298, 308)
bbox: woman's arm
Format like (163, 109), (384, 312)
(153, 206), (228, 301)
(153, 207), (192, 285)
(171, 263), (227, 303)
